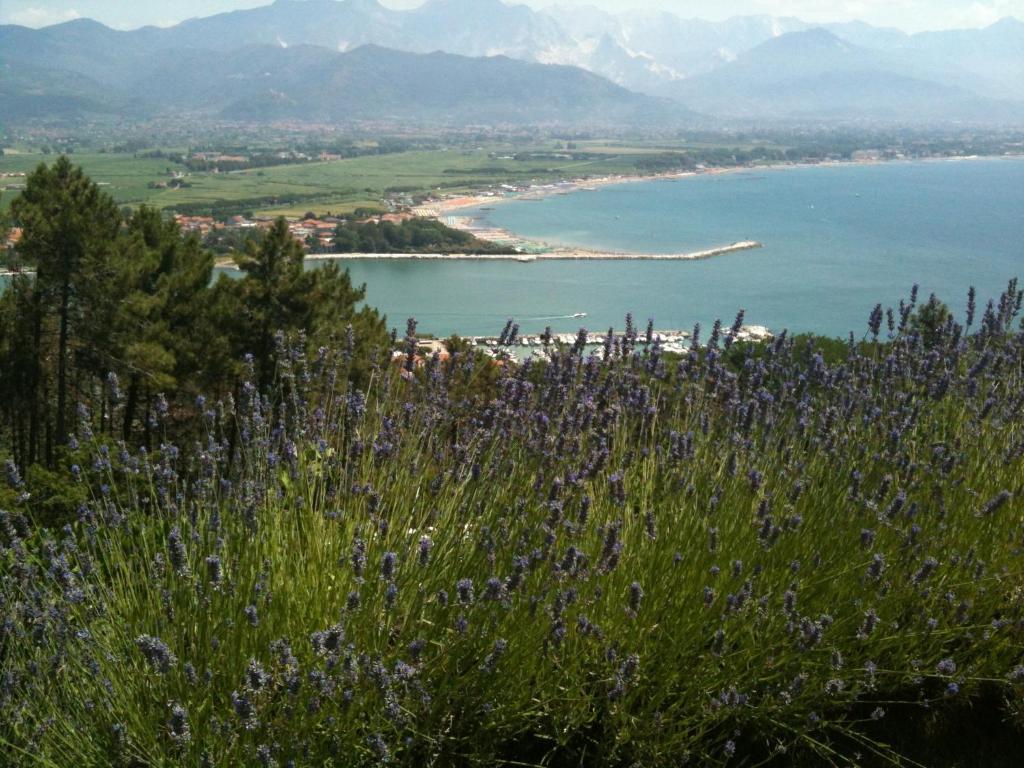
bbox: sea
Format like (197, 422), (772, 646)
(4, 157), (1022, 340)
(337, 157), (1024, 339)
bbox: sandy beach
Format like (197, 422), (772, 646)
(411, 168), (705, 219)
(410, 154), (1022, 258)
(410, 163), (803, 256)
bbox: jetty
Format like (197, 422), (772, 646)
(301, 241), (762, 263)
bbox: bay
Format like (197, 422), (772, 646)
(335, 158), (1024, 339)
(5, 158), (1022, 340)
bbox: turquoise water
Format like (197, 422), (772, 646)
(6, 158), (1022, 339)
(358, 158), (1023, 338)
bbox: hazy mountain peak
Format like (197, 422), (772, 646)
(419, 0), (510, 10)
(3, 0), (1023, 125)
(777, 27), (852, 48)
(987, 16), (1023, 28)
(45, 17), (112, 32)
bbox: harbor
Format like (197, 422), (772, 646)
(406, 324), (775, 364)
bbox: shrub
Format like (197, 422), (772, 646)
(2, 284), (1023, 766)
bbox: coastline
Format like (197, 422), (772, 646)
(209, 153), (1023, 268)
(412, 153), (1024, 257)
(417, 153), (1024, 217)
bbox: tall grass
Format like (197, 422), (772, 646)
(2, 285), (1023, 766)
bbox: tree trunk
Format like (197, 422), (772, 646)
(55, 276), (71, 460)
(29, 292), (43, 466)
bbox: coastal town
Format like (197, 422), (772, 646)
(399, 324), (775, 368)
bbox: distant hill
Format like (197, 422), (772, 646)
(666, 29), (1024, 123)
(898, 17), (1024, 102)
(142, 44), (689, 125)
(0, 29), (692, 126)
(610, 12), (811, 79)
(2, 0), (1023, 126)
(125, 0), (564, 62)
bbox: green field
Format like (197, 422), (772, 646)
(0, 144), (700, 217)
(0, 152), (180, 211)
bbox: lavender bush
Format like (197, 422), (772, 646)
(2, 283), (1023, 766)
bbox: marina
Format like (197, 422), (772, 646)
(408, 325), (775, 363)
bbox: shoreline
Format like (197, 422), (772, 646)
(417, 153), (1024, 217)
(412, 153), (1024, 257)
(206, 153), (1022, 269)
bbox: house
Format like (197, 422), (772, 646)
(391, 342), (453, 371)
(3, 227), (23, 249)
(174, 216), (216, 236)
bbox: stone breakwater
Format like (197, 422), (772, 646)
(302, 242), (763, 263)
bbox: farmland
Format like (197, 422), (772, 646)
(0, 144), (692, 217)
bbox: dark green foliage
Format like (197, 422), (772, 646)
(0, 159), (387, 488)
(6, 157), (121, 465)
(167, 193), (330, 219)
(909, 294), (953, 348)
(214, 217), (387, 388)
(332, 217), (514, 254)
(105, 207), (218, 433)
(200, 226), (264, 255)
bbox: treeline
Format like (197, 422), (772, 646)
(174, 154), (310, 173)
(151, 137), (436, 172)
(0, 157), (388, 484)
(332, 217), (516, 254)
(166, 193), (334, 219)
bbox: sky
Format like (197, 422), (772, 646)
(0, 0), (1021, 33)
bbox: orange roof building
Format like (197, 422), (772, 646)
(4, 227), (23, 248)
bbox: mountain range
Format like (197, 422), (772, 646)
(2, 0), (1023, 126)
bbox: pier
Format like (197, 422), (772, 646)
(303, 241), (763, 263)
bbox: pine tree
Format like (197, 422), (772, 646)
(221, 217), (387, 389)
(105, 207), (215, 441)
(8, 157), (121, 464)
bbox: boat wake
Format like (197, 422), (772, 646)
(527, 313), (587, 321)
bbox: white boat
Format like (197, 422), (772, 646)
(572, 312), (587, 319)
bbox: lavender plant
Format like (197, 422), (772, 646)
(2, 283), (1023, 766)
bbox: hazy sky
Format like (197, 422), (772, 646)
(0, 0), (1020, 33)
